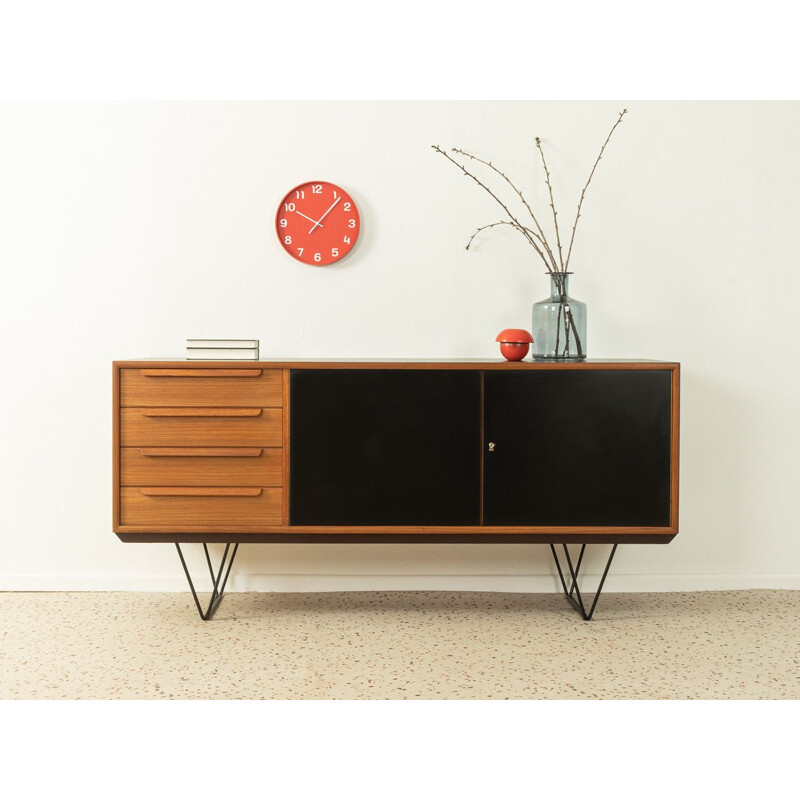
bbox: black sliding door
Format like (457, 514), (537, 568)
(483, 370), (672, 527)
(290, 370), (481, 526)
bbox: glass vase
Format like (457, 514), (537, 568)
(532, 272), (587, 361)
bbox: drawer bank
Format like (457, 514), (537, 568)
(113, 359), (680, 620)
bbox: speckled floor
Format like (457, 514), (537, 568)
(1, 590), (798, 699)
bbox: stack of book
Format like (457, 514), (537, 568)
(186, 339), (260, 360)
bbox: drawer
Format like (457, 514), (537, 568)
(121, 447), (283, 487)
(120, 407), (282, 447)
(120, 367), (282, 407)
(120, 486), (282, 527)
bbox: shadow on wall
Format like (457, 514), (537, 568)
(676, 369), (752, 572)
(195, 542), (562, 591)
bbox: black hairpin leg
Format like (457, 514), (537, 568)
(550, 543), (618, 621)
(175, 543), (239, 621)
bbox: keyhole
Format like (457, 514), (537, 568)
(488, 442), (496, 452)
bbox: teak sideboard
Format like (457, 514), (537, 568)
(112, 359), (680, 620)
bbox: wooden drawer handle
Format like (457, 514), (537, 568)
(139, 408), (263, 418)
(139, 487), (263, 497)
(139, 448), (264, 458)
(140, 369), (262, 378)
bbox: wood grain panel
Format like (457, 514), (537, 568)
(121, 447), (283, 487)
(120, 408), (282, 447)
(120, 368), (282, 407)
(120, 487), (282, 527)
(114, 524), (677, 536)
(115, 359), (679, 371)
(115, 527), (676, 542)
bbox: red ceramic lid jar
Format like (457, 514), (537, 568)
(496, 329), (533, 362)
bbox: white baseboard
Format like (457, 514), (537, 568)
(2, 573), (799, 592)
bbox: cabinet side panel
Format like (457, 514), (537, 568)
(113, 363), (121, 530)
(671, 364), (680, 530)
(283, 368), (290, 525)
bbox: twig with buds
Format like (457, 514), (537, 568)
(432, 109), (628, 276)
(563, 108), (628, 271)
(466, 220), (542, 252)
(452, 147), (559, 271)
(534, 137), (564, 271)
(431, 145), (555, 273)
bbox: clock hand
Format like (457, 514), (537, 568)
(293, 209), (323, 227)
(308, 196), (342, 234)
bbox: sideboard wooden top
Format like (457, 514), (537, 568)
(115, 358), (679, 370)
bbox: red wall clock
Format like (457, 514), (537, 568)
(275, 181), (360, 266)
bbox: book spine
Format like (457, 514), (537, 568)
(186, 348), (259, 360)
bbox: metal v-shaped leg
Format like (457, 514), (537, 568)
(550, 543), (618, 621)
(175, 543), (239, 621)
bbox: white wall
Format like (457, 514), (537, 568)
(1, 101), (798, 592)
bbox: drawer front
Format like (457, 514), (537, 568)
(120, 487), (282, 526)
(120, 368), (282, 407)
(121, 447), (283, 487)
(121, 408), (282, 447)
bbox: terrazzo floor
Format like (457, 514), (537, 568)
(1, 590), (798, 699)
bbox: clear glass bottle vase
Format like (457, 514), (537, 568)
(531, 272), (587, 361)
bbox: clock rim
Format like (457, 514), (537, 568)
(275, 180), (360, 267)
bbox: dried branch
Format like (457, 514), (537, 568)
(466, 215), (551, 253)
(451, 147), (558, 271)
(564, 108), (628, 271)
(466, 220), (542, 251)
(433, 109), (628, 280)
(535, 137), (565, 271)
(431, 145), (554, 272)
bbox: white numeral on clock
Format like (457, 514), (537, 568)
(314, 253), (321, 262)
(297, 247), (304, 256)
(344, 202), (351, 211)
(280, 219), (287, 228)
(348, 219), (356, 228)
(284, 235), (292, 244)
(331, 248), (339, 258)
(285, 202), (295, 212)
(295, 190), (304, 199)
(343, 236), (350, 244)
(312, 184), (322, 194)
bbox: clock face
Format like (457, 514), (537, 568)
(275, 181), (360, 266)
